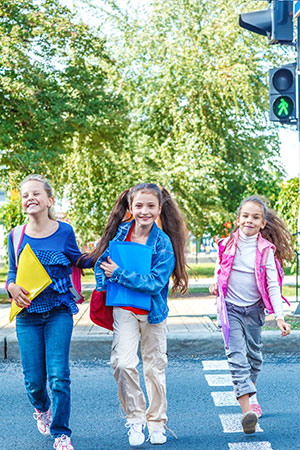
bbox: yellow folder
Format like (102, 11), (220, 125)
(9, 243), (52, 322)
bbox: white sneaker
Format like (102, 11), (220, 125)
(33, 408), (51, 436)
(126, 423), (145, 446)
(53, 435), (74, 450)
(149, 430), (167, 445)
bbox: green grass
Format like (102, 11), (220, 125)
(282, 285), (296, 297)
(263, 315), (300, 331)
(0, 267), (7, 283)
(187, 263), (215, 278)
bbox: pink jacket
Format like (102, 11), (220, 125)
(217, 230), (287, 315)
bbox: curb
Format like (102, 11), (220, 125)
(3, 331), (300, 361)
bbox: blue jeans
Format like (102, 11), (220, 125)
(16, 306), (73, 437)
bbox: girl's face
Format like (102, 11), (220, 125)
(237, 201), (266, 237)
(130, 190), (161, 228)
(21, 180), (53, 216)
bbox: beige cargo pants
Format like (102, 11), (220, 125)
(111, 307), (168, 432)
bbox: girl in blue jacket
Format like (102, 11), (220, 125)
(88, 183), (188, 447)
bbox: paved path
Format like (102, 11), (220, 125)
(1, 290), (300, 360)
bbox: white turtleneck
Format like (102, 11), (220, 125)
(215, 230), (284, 320)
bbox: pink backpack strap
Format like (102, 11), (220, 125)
(70, 266), (84, 304)
(12, 224), (27, 268)
(260, 247), (270, 267)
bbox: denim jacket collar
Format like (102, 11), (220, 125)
(118, 221), (160, 255)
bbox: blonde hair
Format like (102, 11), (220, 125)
(20, 174), (56, 220)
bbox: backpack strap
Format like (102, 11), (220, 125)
(12, 224), (27, 267)
(260, 247), (270, 267)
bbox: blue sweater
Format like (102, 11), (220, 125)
(7, 221), (91, 315)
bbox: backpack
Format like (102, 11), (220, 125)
(11, 224), (84, 304)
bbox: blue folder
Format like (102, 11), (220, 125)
(106, 241), (153, 310)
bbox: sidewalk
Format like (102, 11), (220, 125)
(1, 285), (300, 360)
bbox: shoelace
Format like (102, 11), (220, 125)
(33, 410), (51, 425)
(55, 435), (72, 449)
(125, 423), (144, 435)
(146, 425), (178, 442)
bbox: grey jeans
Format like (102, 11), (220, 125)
(225, 300), (265, 399)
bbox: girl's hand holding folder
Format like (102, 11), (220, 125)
(7, 282), (31, 308)
(100, 256), (119, 278)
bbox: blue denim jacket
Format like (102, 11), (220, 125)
(94, 221), (175, 324)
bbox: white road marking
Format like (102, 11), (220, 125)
(211, 391), (239, 406)
(219, 414), (263, 433)
(205, 374), (232, 386)
(202, 360), (229, 371)
(228, 442), (273, 450)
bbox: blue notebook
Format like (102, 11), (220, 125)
(106, 241), (153, 310)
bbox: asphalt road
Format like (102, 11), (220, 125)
(0, 354), (299, 450)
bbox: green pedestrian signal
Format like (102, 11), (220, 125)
(269, 64), (296, 123)
(273, 96), (294, 119)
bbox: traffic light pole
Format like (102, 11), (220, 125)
(296, 16), (300, 312)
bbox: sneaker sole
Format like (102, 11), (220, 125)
(242, 412), (258, 434)
(37, 428), (51, 437)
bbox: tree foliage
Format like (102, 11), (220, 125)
(105, 0), (286, 236)
(0, 0), (291, 245)
(276, 177), (299, 237)
(0, 0), (129, 243)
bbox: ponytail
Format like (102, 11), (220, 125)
(80, 188), (131, 265)
(160, 188), (188, 295)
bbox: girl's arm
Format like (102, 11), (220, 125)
(266, 251), (290, 336)
(102, 250), (175, 295)
(265, 250), (284, 320)
(94, 248), (110, 291)
(209, 258), (220, 295)
(65, 227), (94, 268)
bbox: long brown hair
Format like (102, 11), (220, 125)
(229, 195), (294, 265)
(83, 183), (188, 295)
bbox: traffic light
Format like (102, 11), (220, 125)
(239, 0), (293, 45)
(269, 63), (296, 122)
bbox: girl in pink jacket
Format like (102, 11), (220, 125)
(209, 195), (294, 435)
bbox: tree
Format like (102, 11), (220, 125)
(105, 0), (286, 237)
(0, 0), (129, 243)
(276, 177), (299, 237)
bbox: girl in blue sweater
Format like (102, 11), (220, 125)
(7, 174), (91, 450)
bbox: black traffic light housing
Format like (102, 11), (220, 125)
(269, 63), (296, 122)
(239, 0), (293, 44)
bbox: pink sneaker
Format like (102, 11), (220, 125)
(53, 435), (74, 450)
(33, 408), (52, 436)
(250, 403), (262, 418)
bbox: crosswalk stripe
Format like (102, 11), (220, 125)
(228, 442), (273, 449)
(202, 360), (229, 371)
(211, 391), (239, 406)
(205, 374), (232, 386)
